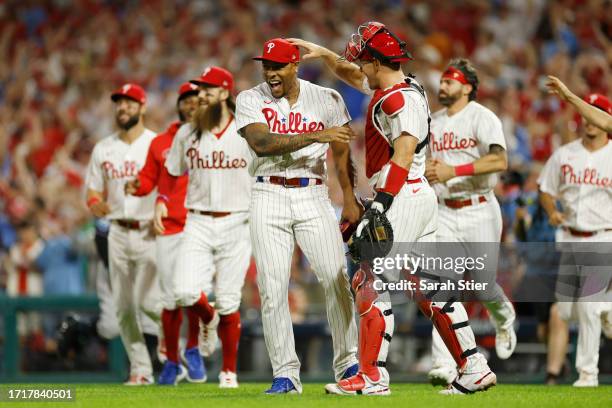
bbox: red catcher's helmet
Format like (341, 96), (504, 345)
(343, 22), (412, 63)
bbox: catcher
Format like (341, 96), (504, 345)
(291, 21), (495, 396)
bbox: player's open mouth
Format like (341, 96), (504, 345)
(268, 80), (282, 93)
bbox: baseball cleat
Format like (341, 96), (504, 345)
(439, 357), (496, 395)
(157, 361), (187, 386)
(219, 370), (239, 388)
(573, 371), (598, 387)
(428, 365), (457, 386)
(265, 377), (298, 394)
(340, 363), (359, 380)
(125, 374), (154, 386)
(182, 347), (207, 383)
(325, 373), (390, 396)
(199, 311), (220, 357)
(495, 326), (517, 360)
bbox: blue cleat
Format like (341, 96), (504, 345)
(183, 347), (207, 383)
(158, 361), (187, 385)
(265, 377), (298, 394)
(341, 363), (359, 380)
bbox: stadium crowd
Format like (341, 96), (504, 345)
(0, 0), (610, 377)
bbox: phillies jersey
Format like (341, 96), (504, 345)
(429, 101), (507, 198)
(364, 78), (430, 186)
(85, 128), (157, 220)
(133, 121), (188, 235)
(538, 139), (612, 231)
(165, 119), (253, 212)
(235, 78), (351, 179)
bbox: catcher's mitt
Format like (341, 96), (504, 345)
(347, 208), (393, 263)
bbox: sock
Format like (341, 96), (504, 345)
(161, 308), (183, 363)
(218, 311), (241, 373)
(185, 308), (200, 350)
(188, 292), (215, 324)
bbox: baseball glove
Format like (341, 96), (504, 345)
(347, 208), (394, 263)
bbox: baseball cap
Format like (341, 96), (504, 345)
(178, 82), (199, 101)
(111, 83), (146, 104)
(253, 38), (300, 64)
(584, 93), (612, 115)
(190, 66), (234, 92)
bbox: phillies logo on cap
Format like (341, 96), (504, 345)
(253, 38), (300, 64)
(267, 42), (275, 53)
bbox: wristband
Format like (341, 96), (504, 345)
(375, 161), (409, 196)
(454, 163), (475, 177)
(87, 197), (101, 208)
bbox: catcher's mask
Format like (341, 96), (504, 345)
(342, 21), (412, 64)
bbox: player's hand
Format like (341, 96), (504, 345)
(287, 38), (327, 61)
(548, 210), (566, 227)
(341, 194), (364, 224)
(427, 159), (455, 184)
(89, 201), (110, 218)
(546, 76), (571, 101)
(425, 158), (440, 183)
(314, 126), (355, 144)
(124, 179), (141, 195)
(153, 202), (168, 235)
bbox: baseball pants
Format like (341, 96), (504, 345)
(174, 211), (251, 315)
(156, 232), (183, 311)
(556, 230), (612, 376)
(431, 191), (515, 368)
(108, 223), (161, 378)
(249, 182), (358, 393)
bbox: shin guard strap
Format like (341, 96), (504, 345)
(452, 321), (470, 330)
(451, 380), (475, 394)
(460, 348), (478, 359)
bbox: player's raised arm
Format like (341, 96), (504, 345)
(288, 38), (366, 92)
(547, 75), (612, 132)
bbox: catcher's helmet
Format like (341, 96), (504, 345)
(343, 21), (412, 63)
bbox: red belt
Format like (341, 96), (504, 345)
(441, 195), (487, 209)
(406, 178), (425, 184)
(189, 209), (231, 218)
(113, 220), (143, 230)
(257, 176), (323, 188)
(565, 227), (612, 237)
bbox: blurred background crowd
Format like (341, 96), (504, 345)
(0, 0), (610, 380)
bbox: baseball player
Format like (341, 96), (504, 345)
(165, 67), (252, 389)
(85, 84), (161, 385)
(235, 38), (361, 394)
(424, 59), (517, 385)
(538, 93), (612, 387)
(291, 22), (495, 396)
(125, 82), (204, 385)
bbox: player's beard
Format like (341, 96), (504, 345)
(193, 101), (222, 135)
(438, 90), (461, 107)
(116, 112), (140, 130)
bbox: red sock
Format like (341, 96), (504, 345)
(188, 292), (215, 324)
(218, 311), (241, 373)
(185, 308), (200, 350)
(161, 308), (183, 363)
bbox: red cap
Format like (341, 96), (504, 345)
(178, 82), (199, 100)
(584, 93), (612, 115)
(442, 66), (469, 85)
(190, 66), (234, 92)
(253, 38), (300, 64)
(111, 83), (146, 104)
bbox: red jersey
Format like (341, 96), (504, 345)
(133, 121), (188, 235)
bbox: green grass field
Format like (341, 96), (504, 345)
(1, 383), (611, 408)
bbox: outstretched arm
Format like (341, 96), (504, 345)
(546, 75), (612, 132)
(426, 144), (508, 184)
(288, 38), (365, 91)
(240, 123), (354, 157)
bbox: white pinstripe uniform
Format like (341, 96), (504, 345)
(85, 128), (161, 378)
(165, 121), (253, 315)
(235, 79), (358, 392)
(538, 138), (612, 377)
(428, 101), (516, 368)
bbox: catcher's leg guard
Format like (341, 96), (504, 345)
(418, 300), (478, 370)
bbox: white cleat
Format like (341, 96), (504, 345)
(495, 326), (517, 360)
(198, 311), (220, 357)
(219, 371), (239, 388)
(124, 374), (154, 386)
(324, 372), (390, 396)
(428, 365), (457, 386)
(573, 371), (598, 387)
(440, 356), (496, 395)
